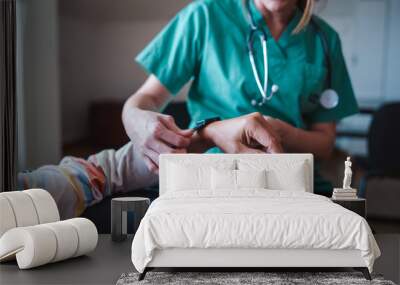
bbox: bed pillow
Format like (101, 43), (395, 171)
(166, 159), (236, 192)
(167, 163), (210, 191)
(237, 159), (309, 192)
(266, 163), (307, 191)
(236, 169), (267, 189)
(211, 169), (236, 190)
(211, 169), (267, 190)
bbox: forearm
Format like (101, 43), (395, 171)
(123, 91), (164, 111)
(123, 93), (163, 123)
(122, 91), (171, 141)
(122, 75), (172, 133)
(282, 125), (335, 160)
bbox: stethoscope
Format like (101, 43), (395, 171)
(244, 0), (339, 109)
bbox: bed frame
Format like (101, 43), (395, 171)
(139, 154), (371, 280)
(140, 248), (370, 280)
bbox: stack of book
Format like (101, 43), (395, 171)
(332, 188), (358, 199)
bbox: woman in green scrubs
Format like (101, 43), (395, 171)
(122, 0), (359, 196)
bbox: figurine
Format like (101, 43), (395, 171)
(343, 157), (352, 190)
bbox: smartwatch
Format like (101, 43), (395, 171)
(192, 117), (221, 131)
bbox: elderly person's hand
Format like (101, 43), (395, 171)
(190, 112), (283, 153)
(262, 115), (336, 160)
(262, 116), (291, 140)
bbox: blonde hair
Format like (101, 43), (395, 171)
(243, 0), (315, 34)
(293, 0), (315, 34)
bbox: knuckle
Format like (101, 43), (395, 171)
(152, 123), (164, 137)
(270, 137), (280, 146)
(155, 115), (164, 122)
(231, 145), (241, 154)
(164, 115), (174, 123)
(249, 112), (262, 119)
(245, 113), (262, 125)
(176, 136), (188, 146)
(244, 117), (257, 129)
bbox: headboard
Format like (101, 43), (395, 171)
(159, 154), (314, 195)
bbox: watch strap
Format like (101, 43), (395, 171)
(192, 117), (221, 131)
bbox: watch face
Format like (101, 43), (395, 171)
(320, 89), (339, 109)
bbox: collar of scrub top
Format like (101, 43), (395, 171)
(246, 0), (303, 47)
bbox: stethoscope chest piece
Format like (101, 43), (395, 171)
(319, 89), (339, 109)
(250, 84), (279, 107)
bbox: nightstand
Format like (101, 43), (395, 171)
(331, 198), (366, 218)
(111, 197), (150, 242)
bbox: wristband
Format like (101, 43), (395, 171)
(192, 117), (221, 132)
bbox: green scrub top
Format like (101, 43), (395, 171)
(136, 0), (359, 196)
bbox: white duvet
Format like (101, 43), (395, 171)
(131, 190), (380, 273)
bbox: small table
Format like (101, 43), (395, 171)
(331, 198), (366, 217)
(111, 197), (150, 242)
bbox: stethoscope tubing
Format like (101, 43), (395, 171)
(248, 33), (270, 102)
(244, 0), (338, 109)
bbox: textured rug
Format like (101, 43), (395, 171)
(117, 271), (396, 285)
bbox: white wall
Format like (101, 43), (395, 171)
(316, 0), (394, 106)
(59, 0), (190, 144)
(384, 0), (400, 102)
(59, 19), (172, 143)
(17, 0), (62, 170)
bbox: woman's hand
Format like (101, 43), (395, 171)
(194, 112), (283, 153)
(122, 75), (193, 173)
(123, 109), (193, 173)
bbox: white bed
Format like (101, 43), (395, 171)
(131, 154), (380, 280)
